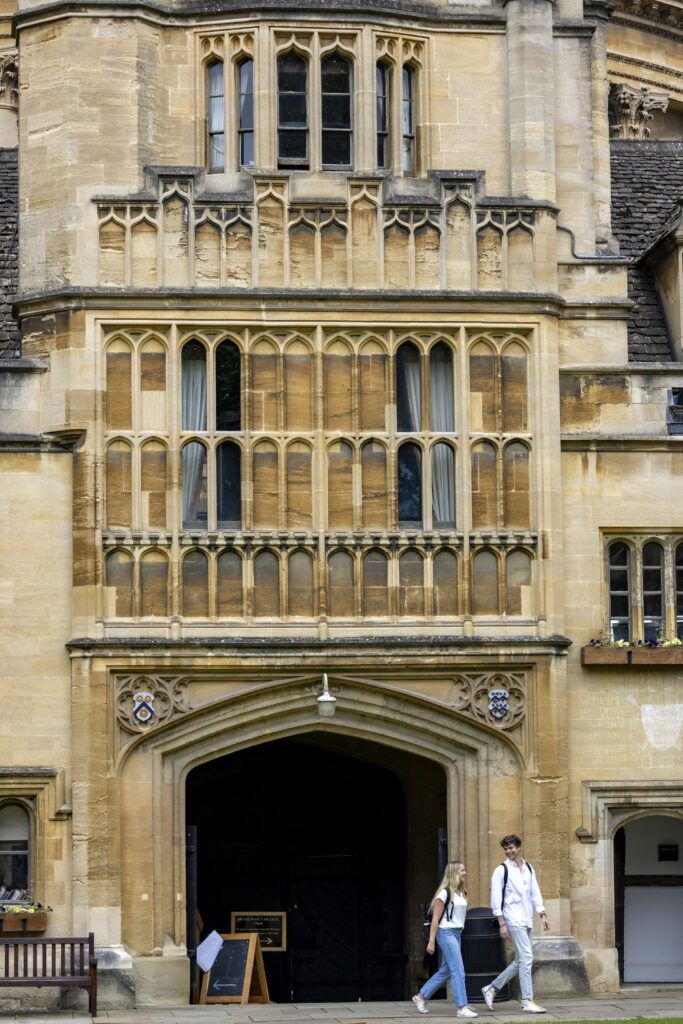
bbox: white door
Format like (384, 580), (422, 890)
(624, 887), (683, 982)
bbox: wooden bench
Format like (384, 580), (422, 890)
(0, 932), (97, 1015)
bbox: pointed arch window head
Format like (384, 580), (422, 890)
(322, 53), (352, 167)
(376, 62), (391, 169)
(396, 342), (421, 431)
(217, 441), (241, 526)
(215, 339), (241, 431)
(0, 803), (30, 890)
(278, 52), (308, 168)
(402, 65), (416, 174)
(609, 542), (630, 642)
(429, 342), (454, 432)
(397, 442), (422, 524)
(431, 443), (455, 527)
(642, 541), (664, 643)
(182, 441), (208, 527)
(207, 61), (225, 173)
(237, 58), (254, 167)
(181, 341), (207, 431)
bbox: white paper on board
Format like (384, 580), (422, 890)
(196, 929), (223, 972)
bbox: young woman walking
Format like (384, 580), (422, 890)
(412, 861), (477, 1018)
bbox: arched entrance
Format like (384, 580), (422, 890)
(186, 733), (447, 1002)
(614, 814), (683, 983)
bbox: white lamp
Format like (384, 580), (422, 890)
(316, 673), (337, 718)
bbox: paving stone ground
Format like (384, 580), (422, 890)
(2, 990), (683, 1024)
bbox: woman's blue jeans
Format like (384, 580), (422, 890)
(420, 927), (468, 1006)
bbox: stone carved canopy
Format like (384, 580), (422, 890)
(0, 51), (17, 108)
(609, 82), (669, 139)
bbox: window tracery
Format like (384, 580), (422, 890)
(101, 325), (535, 625)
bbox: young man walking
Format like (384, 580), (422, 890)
(481, 835), (550, 1014)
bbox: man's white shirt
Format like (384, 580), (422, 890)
(491, 859), (545, 929)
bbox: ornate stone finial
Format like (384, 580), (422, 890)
(609, 82), (669, 139)
(0, 50), (17, 108)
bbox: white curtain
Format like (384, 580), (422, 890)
(432, 443), (455, 525)
(182, 347), (207, 431)
(182, 443), (207, 525)
(430, 344), (454, 431)
(182, 347), (207, 525)
(397, 344), (421, 431)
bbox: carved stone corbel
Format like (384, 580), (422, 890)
(609, 82), (669, 139)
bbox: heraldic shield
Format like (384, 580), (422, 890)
(132, 690), (155, 724)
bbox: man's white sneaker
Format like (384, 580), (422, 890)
(412, 994), (428, 1014)
(456, 1008), (478, 1018)
(520, 1001), (546, 1013)
(481, 984), (496, 1010)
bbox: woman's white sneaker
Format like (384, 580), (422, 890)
(481, 984), (496, 1010)
(456, 1007), (478, 1018)
(412, 994), (428, 1014)
(520, 1000), (546, 1013)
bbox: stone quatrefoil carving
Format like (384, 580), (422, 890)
(115, 672), (526, 736)
(116, 674), (193, 734)
(449, 672), (526, 730)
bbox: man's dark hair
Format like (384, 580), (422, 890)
(500, 834), (522, 848)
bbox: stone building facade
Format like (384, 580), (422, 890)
(0, 0), (681, 1007)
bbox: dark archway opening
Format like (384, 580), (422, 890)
(186, 734), (447, 1002)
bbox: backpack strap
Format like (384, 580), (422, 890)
(501, 860), (534, 911)
(440, 886), (453, 923)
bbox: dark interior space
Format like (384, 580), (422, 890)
(186, 735), (411, 1002)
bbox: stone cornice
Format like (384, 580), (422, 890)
(13, 0), (509, 34)
(13, 287), (568, 319)
(67, 634), (572, 655)
(561, 435), (683, 450)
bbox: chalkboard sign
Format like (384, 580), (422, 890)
(230, 911), (287, 952)
(199, 934), (269, 1005)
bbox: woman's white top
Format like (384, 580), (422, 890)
(436, 888), (467, 929)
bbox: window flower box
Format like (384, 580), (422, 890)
(0, 911), (48, 933)
(581, 645), (683, 666)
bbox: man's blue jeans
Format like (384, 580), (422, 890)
(420, 928), (468, 1006)
(491, 925), (534, 1002)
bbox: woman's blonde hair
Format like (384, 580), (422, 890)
(429, 861), (467, 912)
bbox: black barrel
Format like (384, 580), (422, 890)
(461, 907), (509, 1003)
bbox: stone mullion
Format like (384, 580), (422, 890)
(314, 325), (327, 634)
(460, 327), (472, 622)
(168, 323), (181, 622)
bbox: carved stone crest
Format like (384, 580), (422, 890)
(132, 691), (155, 725)
(488, 688), (510, 720)
(116, 675), (192, 734)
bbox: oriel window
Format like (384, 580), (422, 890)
(376, 62), (391, 169)
(278, 53), (308, 168)
(207, 61), (225, 173)
(237, 58), (254, 167)
(402, 65), (416, 174)
(321, 54), (352, 167)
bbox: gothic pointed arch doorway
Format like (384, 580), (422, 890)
(185, 733), (447, 1002)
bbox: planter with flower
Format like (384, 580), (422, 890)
(581, 635), (683, 666)
(0, 888), (52, 933)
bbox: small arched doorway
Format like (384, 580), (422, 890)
(614, 814), (683, 983)
(186, 733), (447, 1002)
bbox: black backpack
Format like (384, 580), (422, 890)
(423, 886), (453, 939)
(499, 860), (534, 911)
